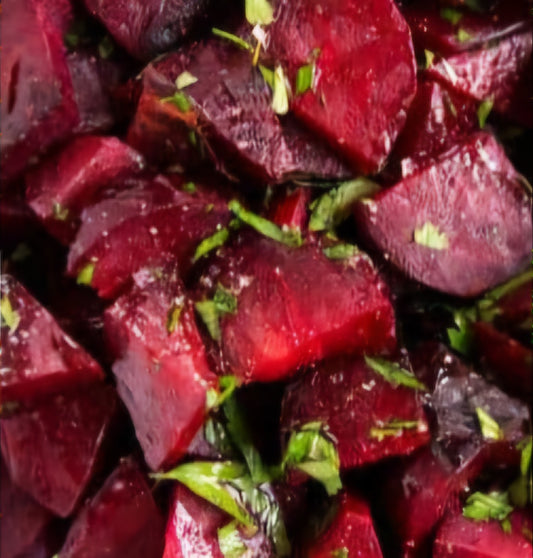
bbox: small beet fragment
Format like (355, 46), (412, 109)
(104, 261), (217, 471)
(265, 0), (417, 174)
(354, 132), (532, 297)
(281, 355), (430, 470)
(268, 187), (311, 232)
(0, 274), (104, 413)
(59, 457), (165, 558)
(0, 384), (119, 517)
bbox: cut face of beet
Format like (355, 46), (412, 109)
(264, 0), (417, 174)
(281, 355), (430, 470)
(198, 233), (396, 383)
(104, 261), (217, 471)
(0, 274), (104, 413)
(26, 136), (146, 244)
(59, 457), (165, 558)
(0, 384), (119, 517)
(67, 175), (232, 298)
(268, 187), (311, 232)
(354, 132), (532, 297)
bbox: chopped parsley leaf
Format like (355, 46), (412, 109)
(77, 262), (95, 286)
(463, 491), (513, 522)
(245, 0), (274, 26)
(176, 71), (198, 90)
(295, 64), (314, 95)
(414, 222), (449, 250)
(365, 356), (427, 391)
(440, 7), (463, 25)
(212, 28), (253, 52)
(477, 98), (494, 128)
(1, 296), (20, 333)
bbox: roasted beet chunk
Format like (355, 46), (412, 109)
(281, 355), (430, 470)
(354, 132), (532, 297)
(67, 175), (232, 298)
(59, 457), (165, 558)
(104, 261), (217, 470)
(0, 274), (104, 413)
(198, 233), (396, 383)
(128, 40), (350, 184)
(26, 136), (145, 244)
(433, 509), (533, 558)
(265, 0), (417, 174)
(83, 0), (211, 61)
(0, 384), (119, 517)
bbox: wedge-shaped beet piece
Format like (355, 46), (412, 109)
(83, 0), (211, 61)
(354, 132), (532, 297)
(128, 41), (350, 184)
(281, 356), (430, 470)
(59, 457), (164, 558)
(26, 136), (145, 244)
(0, 384), (119, 517)
(427, 31), (533, 126)
(1, 0), (78, 181)
(268, 187), (311, 232)
(67, 175), (232, 298)
(198, 233), (396, 383)
(306, 492), (383, 558)
(265, 0), (417, 174)
(433, 509), (533, 558)
(104, 261), (217, 470)
(0, 274), (104, 413)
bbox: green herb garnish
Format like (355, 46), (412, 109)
(77, 262), (95, 286)
(52, 202), (69, 221)
(424, 49), (435, 69)
(295, 64), (314, 95)
(457, 28), (473, 42)
(476, 407), (503, 440)
(218, 521), (248, 558)
(477, 98), (494, 128)
(440, 7), (463, 25)
(323, 243), (359, 260)
(414, 222), (449, 250)
(463, 491), (513, 522)
(212, 28), (254, 52)
(166, 302), (183, 334)
(195, 284), (238, 341)
(176, 71), (198, 89)
(194, 228), (230, 262)
(162, 91), (192, 113)
(364, 356), (427, 391)
(206, 375), (238, 411)
(1, 296), (20, 333)
(245, 0), (274, 26)
(272, 66), (290, 115)
(369, 420), (424, 442)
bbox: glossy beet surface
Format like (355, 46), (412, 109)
(0, 274), (104, 413)
(104, 261), (217, 470)
(199, 233), (396, 383)
(281, 356), (430, 469)
(355, 132), (532, 297)
(67, 175), (232, 298)
(0, 384), (119, 517)
(265, 0), (417, 174)
(59, 457), (165, 558)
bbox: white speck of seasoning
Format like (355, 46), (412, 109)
(362, 379), (376, 391)
(149, 227), (158, 235)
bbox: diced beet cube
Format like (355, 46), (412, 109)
(0, 384), (119, 517)
(265, 0), (417, 174)
(59, 457), (165, 558)
(1, 0), (78, 181)
(128, 41), (350, 184)
(268, 187), (311, 232)
(83, 0), (211, 61)
(306, 492), (383, 558)
(281, 355), (430, 470)
(199, 233), (396, 383)
(67, 175), (232, 298)
(427, 31), (533, 126)
(433, 509), (533, 558)
(0, 274), (104, 413)
(26, 135), (146, 244)
(354, 132), (532, 297)
(104, 261), (217, 470)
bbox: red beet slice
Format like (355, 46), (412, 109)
(268, 187), (311, 232)
(307, 492), (383, 558)
(354, 132), (532, 297)
(427, 31), (533, 126)
(67, 175), (232, 298)
(0, 384), (119, 517)
(433, 509), (533, 558)
(59, 457), (165, 558)
(0, 274), (104, 413)
(104, 261), (217, 471)
(281, 355), (430, 470)
(128, 40), (350, 184)
(26, 135), (146, 244)
(265, 0), (417, 174)
(199, 233), (396, 383)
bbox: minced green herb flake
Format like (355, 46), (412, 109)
(463, 491), (513, 522)
(245, 0), (274, 26)
(213, 284), (238, 315)
(166, 303), (183, 334)
(218, 521), (248, 558)
(272, 66), (290, 115)
(195, 300), (221, 340)
(176, 71), (198, 89)
(206, 376), (238, 411)
(369, 420), (422, 442)
(183, 181), (197, 193)
(477, 98), (494, 128)
(440, 7), (463, 25)
(53, 202), (69, 221)
(424, 49), (435, 69)
(323, 243), (359, 260)
(365, 356), (427, 391)
(331, 549), (349, 558)
(457, 28), (473, 42)
(295, 64), (314, 95)
(414, 222), (449, 250)
(212, 28), (253, 52)
(519, 436), (532, 477)
(1, 296), (20, 333)
(193, 228), (230, 262)
(77, 262), (95, 286)
(476, 407), (503, 440)
(259, 64), (275, 88)
(98, 35), (114, 59)
(163, 91), (192, 113)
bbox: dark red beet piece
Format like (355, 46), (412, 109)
(104, 261), (217, 471)
(354, 132), (532, 297)
(268, 187), (311, 232)
(265, 0), (417, 174)
(199, 233), (396, 383)
(427, 31), (533, 126)
(0, 384), (119, 517)
(433, 509), (533, 558)
(59, 457), (165, 558)
(26, 136), (146, 244)
(0, 274), (104, 413)
(83, 0), (211, 61)
(128, 41), (350, 184)
(0, 191), (41, 247)
(67, 175), (232, 298)
(281, 355), (430, 470)
(306, 492), (383, 558)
